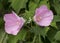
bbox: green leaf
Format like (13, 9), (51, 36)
(50, 0), (60, 15)
(30, 26), (49, 37)
(10, 0), (28, 13)
(53, 15), (60, 22)
(32, 34), (43, 43)
(29, 1), (37, 11)
(3, 34), (8, 43)
(51, 21), (57, 29)
(23, 11), (34, 20)
(40, 27), (49, 36)
(0, 29), (6, 43)
(47, 27), (58, 41)
(33, 0), (40, 4)
(39, 0), (50, 8)
(36, 34), (43, 43)
(54, 31), (60, 41)
(54, 0), (60, 15)
(8, 29), (27, 43)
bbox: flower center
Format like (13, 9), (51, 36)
(16, 21), (20, 25)
(36, 16), (41, 22)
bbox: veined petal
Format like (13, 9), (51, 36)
(35, 5), (48, 15)
(4, 11), (25, 35)
(34, 5), (54, 26)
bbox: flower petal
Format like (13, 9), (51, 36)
(35, 5), (48, 15)
(4, 11), (25, 35)
(5, 23), (20, 35)
(38, 15), (53, 26)
(4, 11), (20, 22)
(34, 5), (54, 26)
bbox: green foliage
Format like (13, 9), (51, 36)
(30, 26), (49, 37)
(7, 29), (27, 43)
(9, 0), (28, 14)
(50, 0), (60, 15)
(0, 0), (60, 43)
(47, 27), (58, 41)
(39, 0), (50, 8)
(0, 29), (6, 43)
(23, 11), (34, 20)
(54, 31), (60, 41)
(29, 0), (37, 12)
(53, 15), (60, 22)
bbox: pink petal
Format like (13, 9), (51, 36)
(36, 10), (53, 19)
(4, 11), (25, 35)
(4, 11), (20, 22)
(38, 15), (53, 26)
(5, 23), (20, 35)
(35, 5), (48, 15)
(33, 5), (54, 26)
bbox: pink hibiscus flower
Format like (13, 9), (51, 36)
(4, 11), (25, 35)
(33, 5), (53, 26)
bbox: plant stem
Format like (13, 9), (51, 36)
(32, 35), (36, 43)
(39, 34), (42, 43)
(39, 34), (43, 43)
